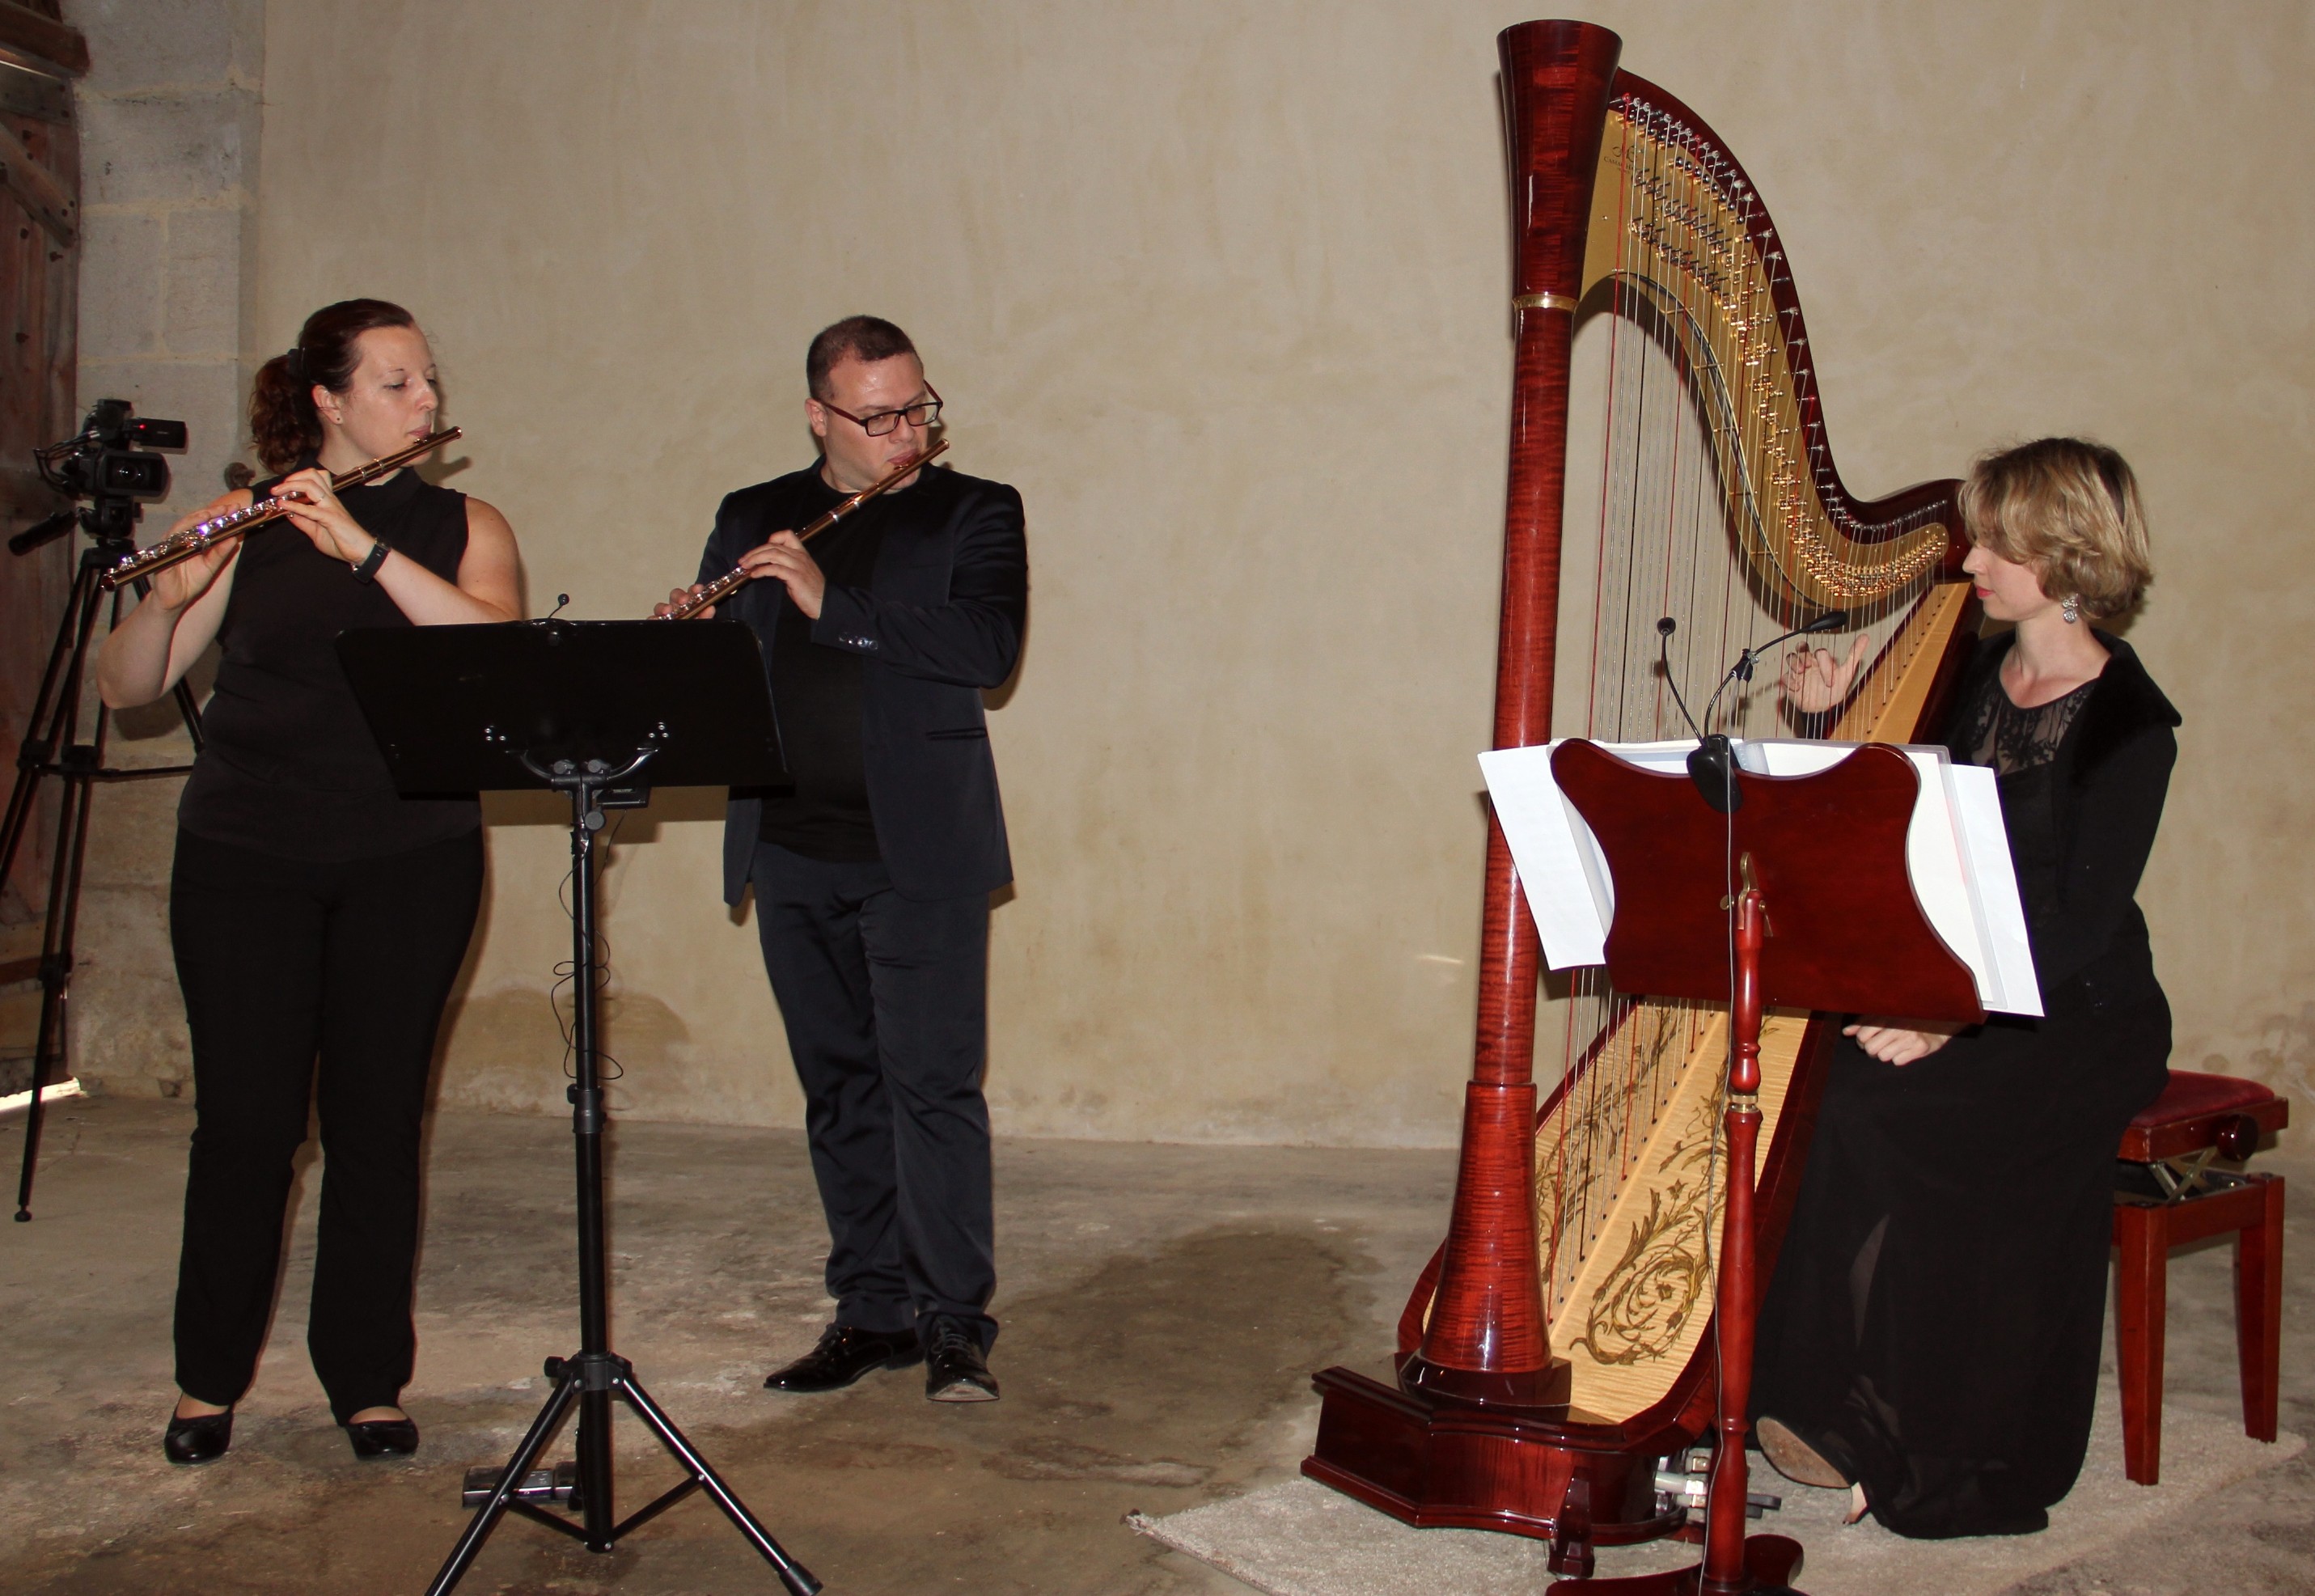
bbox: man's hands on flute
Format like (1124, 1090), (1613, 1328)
(655, 529), (827, 621)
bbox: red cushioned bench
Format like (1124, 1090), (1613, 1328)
(2112, 1069), (2290, 1485)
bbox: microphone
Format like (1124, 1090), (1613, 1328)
(1656, 616), (1703, 739)
(8, 509), (78, 557)
(1685, 610), (1852, 815)
(1660, 615), (1740, 813)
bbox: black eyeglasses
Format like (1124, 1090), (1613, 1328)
(819, 383), (943, 438)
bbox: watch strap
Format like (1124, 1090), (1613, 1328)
(351, 538), (391, 584)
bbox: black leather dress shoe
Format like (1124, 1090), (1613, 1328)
(764, 1323), (922, 1393)
(163, 1408), (233, 1466)
(345, 1417), (421, 1458)
(922, 1315), (998, 1403)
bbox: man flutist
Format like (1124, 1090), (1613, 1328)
(658, 316), (1026, 1401)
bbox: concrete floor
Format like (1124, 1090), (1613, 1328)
(3, 1096), (2311, 1596)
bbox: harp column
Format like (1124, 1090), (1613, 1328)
(1400, 19), (1621, 1409)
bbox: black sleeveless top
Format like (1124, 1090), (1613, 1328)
(176, 464), (482, 861)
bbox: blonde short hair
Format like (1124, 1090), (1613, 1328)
(1958, 438), (2153, 620)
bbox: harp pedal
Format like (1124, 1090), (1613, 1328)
(1654, 1450), (1782, 1518)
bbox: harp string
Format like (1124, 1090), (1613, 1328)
(1533, 95), (1948, 1332)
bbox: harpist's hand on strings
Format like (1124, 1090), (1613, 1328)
(1782, 635), (1869, 714)
(1844, 1019), (1960, 1066)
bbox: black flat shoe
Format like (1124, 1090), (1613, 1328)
(764, 1323), (922, 1393)
(922, 1315), (998, 1403)
(345, 1417), (420, 1458)
(163, 1408), (233, 1466)
(1755, 1415), (1851, 1489)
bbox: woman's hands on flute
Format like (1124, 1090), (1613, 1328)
(96, 491), (249, 709)
(277, 467), (375, 568)
(146, 492), (248, 612)
(271, 465), (518, 626)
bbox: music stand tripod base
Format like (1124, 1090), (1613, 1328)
(333, 621), (814, 1594)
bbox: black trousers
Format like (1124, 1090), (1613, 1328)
(169, 828), (483, 1423)
(751, 841), (997, 1348)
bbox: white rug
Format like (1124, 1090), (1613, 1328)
(1132, 1391), (2302, 1596)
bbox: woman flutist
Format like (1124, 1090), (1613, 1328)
(97, 298), (521, 1464)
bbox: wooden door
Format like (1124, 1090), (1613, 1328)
(0, 7), (86, 980)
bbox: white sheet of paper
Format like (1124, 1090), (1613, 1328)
(1475, 742), (1615, 969)
(1947, 763), (2042, 1015)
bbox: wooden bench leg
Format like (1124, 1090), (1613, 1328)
(2235, 1175), (2284, 1445)
(2113, 1200), (2169, 1485)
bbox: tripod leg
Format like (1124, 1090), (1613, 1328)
(425, 1367), (584, 1596)
(577, 1378), (617, 1551)
(19, 726), (99, 1217)
(615, 1372), (823, 1596)
(0, 558), (97, 887)
(12, 565), (108, 1221)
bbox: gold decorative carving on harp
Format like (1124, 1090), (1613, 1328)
(1304, 19), (1983, 1555)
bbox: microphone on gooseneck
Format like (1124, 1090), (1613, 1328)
(1657, 616), (1703, 739)
(1660, 616), (1742, 815)
(1682, 610), (1851, 815)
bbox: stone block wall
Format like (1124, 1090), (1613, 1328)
(63, 0), (264, 1099)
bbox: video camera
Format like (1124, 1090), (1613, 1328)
(10, 398), (187, 555)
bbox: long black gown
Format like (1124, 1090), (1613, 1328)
(1751, 631), (2179, 1539)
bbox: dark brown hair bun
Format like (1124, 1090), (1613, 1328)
(249, 298), (417, 473)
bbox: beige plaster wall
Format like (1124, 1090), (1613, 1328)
(229, 0), (2313, 1144)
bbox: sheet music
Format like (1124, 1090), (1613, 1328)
(1478, 739), (2043, 1017)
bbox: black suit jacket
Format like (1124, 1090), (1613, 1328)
(701, 459), (1026, 904)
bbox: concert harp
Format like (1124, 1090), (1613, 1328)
(654, 439), (950, 621)
(1302, 19), (1982, 1571)
(99, 426), (464, 591)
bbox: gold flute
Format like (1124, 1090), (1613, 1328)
(99, 426), (463, 591)
(654, 439), (950, 621)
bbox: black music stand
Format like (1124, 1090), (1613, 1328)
(1543, 739), (1985, 1596)
(336, 619), (818, 1596)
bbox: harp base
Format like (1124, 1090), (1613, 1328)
(1545, 1532), (1805, 1594)
(1399, 1347), (1575, 1408)
(1301, 1361), (1690, 1556)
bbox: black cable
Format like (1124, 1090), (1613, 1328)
(548, 809), (626, 1084)
(1657, 616), (1703, 738)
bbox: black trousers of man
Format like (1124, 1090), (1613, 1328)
(168, 828), (483, 1424)
(751, 840), (997, 1348)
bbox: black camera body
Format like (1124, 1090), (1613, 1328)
(13, 398), (188, 554)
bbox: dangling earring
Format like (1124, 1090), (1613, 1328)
(2060, 595), (2081, 625)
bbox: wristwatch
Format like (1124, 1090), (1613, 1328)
(351, 538), (391, 584)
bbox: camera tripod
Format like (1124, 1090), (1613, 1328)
(2, 527), (204, 1220)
